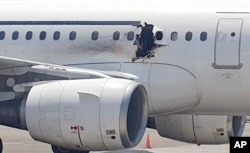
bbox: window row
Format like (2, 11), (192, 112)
(170, 31), (208, 41)
(0, 30), (208, 42)
(0, 31), (136, 41)
(0, 31), (77, 41)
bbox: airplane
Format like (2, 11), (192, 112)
(0, 0), (249, 152)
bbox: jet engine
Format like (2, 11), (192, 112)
(153, 114), (245, 144)
(25, 78), (148, 151)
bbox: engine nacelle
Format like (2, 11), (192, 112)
(154, 114), (245, 144)
(25, 78), (148, 151)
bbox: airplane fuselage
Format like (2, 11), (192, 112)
(0, 0), (250, 116)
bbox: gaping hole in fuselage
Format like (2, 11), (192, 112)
(133, 23), (156, 60)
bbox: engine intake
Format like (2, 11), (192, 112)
(25, 78), (148, 151)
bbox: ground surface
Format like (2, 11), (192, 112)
(1, 124), (249, 153)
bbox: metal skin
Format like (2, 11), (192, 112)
(0, 0), (249, 153)
(0, 0), (249, 116)
(25, 78), (148, 151)
(152, 115), (246, 145)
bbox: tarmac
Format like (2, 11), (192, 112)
(1, 123), (250, 153)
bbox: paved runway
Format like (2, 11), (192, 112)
(1, 124), (250, 153)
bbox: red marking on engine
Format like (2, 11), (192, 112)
(70, 126), (78, 131)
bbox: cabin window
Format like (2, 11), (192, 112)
(171, 32), (178, 41)
(127, 31), (135, 41)
(40, 31), (46, 40)
(231, 32), (236, 37)
(0, 31), (5, 40)
(91, 31), (99, 40)
(185, 32), (192, 41)
(12, 31), (19, 40)
(26, 31), (33, 40)
(200, 32), (207, 41)
(113, 31), (120, 40)
(53, 31), (60, 40)
(69, 31), (76, 40)
(156, 31), (163, 40)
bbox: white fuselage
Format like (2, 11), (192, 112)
(0, 0), (250, 116)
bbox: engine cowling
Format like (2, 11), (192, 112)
(25, 78), (148, 151)
(154, 114), (245, 144)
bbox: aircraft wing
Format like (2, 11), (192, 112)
(0, 56), (36, 69)
(0, 56), (138, 80)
